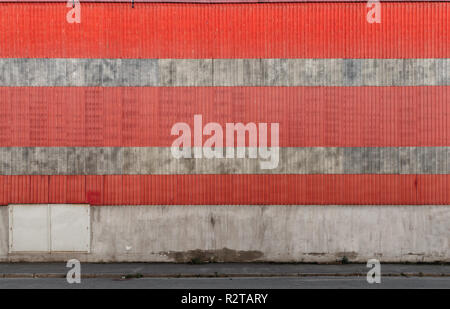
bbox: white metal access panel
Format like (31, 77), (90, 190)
(9, 204), (90, 253)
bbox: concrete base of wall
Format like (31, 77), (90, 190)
(0, 205), (449, 263)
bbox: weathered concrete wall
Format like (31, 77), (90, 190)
(0, 147), (448, 175)
(0, 206), (8, 259)
(1, 205), (448, 263)
(1, 58), (448, 86)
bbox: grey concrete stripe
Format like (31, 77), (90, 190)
(0, 59), (448, 86)
(0, 147), (448, 175)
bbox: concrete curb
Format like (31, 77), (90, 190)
(1, 272), (449, 279)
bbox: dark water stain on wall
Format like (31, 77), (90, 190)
(161, 247), (264, 263)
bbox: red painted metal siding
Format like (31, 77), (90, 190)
(0, 87), (449, 147)
(0, 3), (448, 58)
(0, 2), (449, 205)
(0, 175), (449, 205)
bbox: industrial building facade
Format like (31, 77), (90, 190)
(0, 1), (448, 262)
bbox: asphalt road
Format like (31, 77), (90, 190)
(1, 262), (449, 276)
(1, 276), (449, 289)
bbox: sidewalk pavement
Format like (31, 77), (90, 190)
(0, 263), (449, 279)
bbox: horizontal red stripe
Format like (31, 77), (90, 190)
(0, 175), (448, 205)
(0, 3), (448, 58)
(0, 87), (448, 147)
(0, 1), (424, 3)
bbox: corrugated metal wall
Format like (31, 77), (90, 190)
(0, 2), (448, 205)
(0, 2), (448, 58)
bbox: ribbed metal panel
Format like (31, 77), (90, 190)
(0, 2), (448, 205)
(0, 3), (448, 58)
(0, 175), (448, 205)
(0, 1), (442, 2)
(0, 87), (448, 147)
